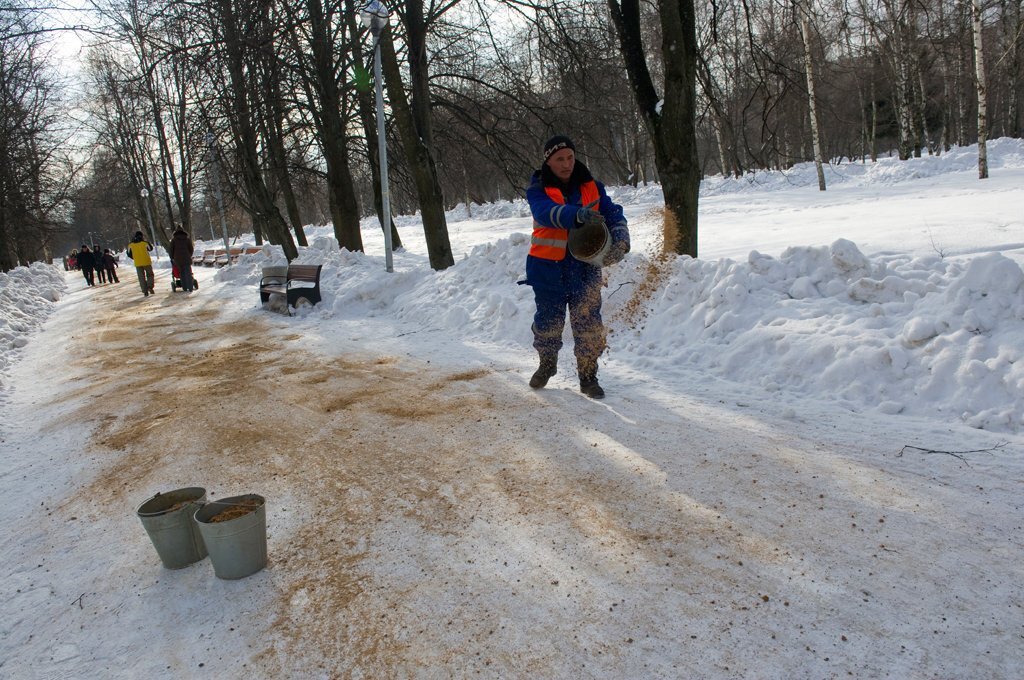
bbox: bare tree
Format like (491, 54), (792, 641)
(609, 0), (701, 256)
(378, 18), (453, 270)
(0, 2), (76, 270)
(389, 0), (454, 269)
(971, 0), (988, 178)
(206, 0), (298, 259)
(282, 0), (362, 251)
(798, 0), (827, 189)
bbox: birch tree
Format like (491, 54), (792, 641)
(971, 0), (988, 178)
(798, 0), (827, 190)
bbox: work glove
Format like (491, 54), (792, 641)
(602, 239), (630, 266)
(575, 199), (605, 230)
(603, 223), (630, 266)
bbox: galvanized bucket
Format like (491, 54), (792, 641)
(136, 487), (208, 569)
(568, 220), (610, 266)
(193, 494), (267, 580)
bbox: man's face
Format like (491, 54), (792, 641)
(546, 148), (575, 182)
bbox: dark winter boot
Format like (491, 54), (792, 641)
(578, 359), (605, 399)
(529, 354), (558, 389)
(579, 375), (605, 399)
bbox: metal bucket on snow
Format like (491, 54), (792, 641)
(136, 487), (208, 569)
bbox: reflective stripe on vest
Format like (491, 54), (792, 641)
(529, 181), (600, 260)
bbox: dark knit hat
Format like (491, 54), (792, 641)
(543, 135), (576, 162)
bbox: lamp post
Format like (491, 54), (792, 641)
(121, 208), (131, 244)
(205, 206), (216, 241)
(360, 0), (393, 273)
(205, 132), (232, 266)
(139, 188), (159, 260)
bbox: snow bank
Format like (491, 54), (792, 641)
(0, 263), (66, 384)
(611, 241), (1024, 430)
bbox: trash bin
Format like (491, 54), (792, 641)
(136, 487), (208, 569)
(193, 494), (267, 580)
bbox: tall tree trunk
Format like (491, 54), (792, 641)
(354, 77), (403, 250)
(217, 0), (297, 259)
(609, 0), (700, 257)
(697, 52), (733, 176)
(843, 28), (869, 163)
(878, 0), (916, 160)
(916, 66), (932, 155)
(301, 0), (363, 252)
(379, 25), (453, 270)
(344, 0), (402, 250)
(129, 7), (184, 244)
(1006, 0), (1022, 137)
(971, 0), (989, 179)
(403, 0), (433, 150)
(799, 1), (826, 191)
(956, 41), (968, 146)
(259, 66), (307, 247)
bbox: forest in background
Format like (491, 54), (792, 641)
(1, 0), (1021, 270)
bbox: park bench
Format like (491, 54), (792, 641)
(230, 246), (262, 264)
(259, 264), (323, 312)
(213, 246), (262, 267)
(192, 250), (208, 267)
(202, 250), (219, 267)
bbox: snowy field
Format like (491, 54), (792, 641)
(0, 139), (1022, 678)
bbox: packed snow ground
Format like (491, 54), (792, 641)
(1, 139), (1022, 678)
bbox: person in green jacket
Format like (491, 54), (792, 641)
(126, 231), (155, 297)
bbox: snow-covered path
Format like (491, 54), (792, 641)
(1, 266), (1021, 678)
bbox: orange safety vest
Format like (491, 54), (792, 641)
(529, 181), (600, 261)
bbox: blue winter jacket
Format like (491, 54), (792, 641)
(523, 163), (627, 293)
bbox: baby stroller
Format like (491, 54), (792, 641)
(170, 263), (198, 292)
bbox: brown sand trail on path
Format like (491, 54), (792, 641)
(46, 277), (864, 678)
(49, 281), (551, 673)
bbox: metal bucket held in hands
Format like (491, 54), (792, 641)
(567, 219), (610, 266)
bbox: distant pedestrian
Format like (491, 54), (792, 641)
(102, 249), (120, 283)
(94, 253), (107, 284)
(77, 245), (96, 287)
(126, 231), (155, 297)
(169, 227), (195, 292)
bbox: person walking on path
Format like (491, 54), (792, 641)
(169, 227), (195, 292)
(102, 249), (120, 283)
(522, 135), (630, 399)
(76, 245), (96, 287)
(127, 231), (155, 297)
(94, 251), (107, 284)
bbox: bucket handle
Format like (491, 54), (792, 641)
(137, 497), (206, 517)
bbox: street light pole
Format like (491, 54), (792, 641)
(361, 0), (393, 273)
(205, 206), (216, 241)
(139, 188), (159, 261)
(205, 132), (233, 266)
